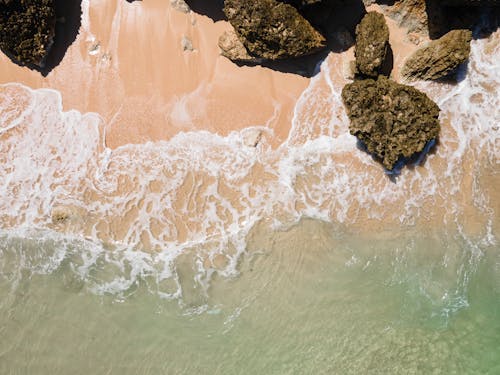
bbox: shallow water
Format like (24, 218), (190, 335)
(1, 220), (499, 374)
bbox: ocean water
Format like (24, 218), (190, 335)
(0, 221), (499, 374)
(0, 17), (499, 375)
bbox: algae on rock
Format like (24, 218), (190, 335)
(342, 76), (440, 170)
(0, 0), (56, 66)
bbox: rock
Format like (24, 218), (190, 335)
(51, 205), (74, 224)
(218, 30), (262, 63)
(223, 0), (326, 60)
(342, 76), (440, 170)
(170, 0), (190, 13)
(355, 11), (390, 78)
(0, 0), (56, 67)
(402, 29), (472, 81)
(181, 35), (194, 52)
(242, 128), (263, 147)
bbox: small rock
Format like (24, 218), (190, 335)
(402, 29), (472, 81)
(51, 206), (74, 224)
(242, 129), (263, 148)
(170, 0), (190, 13)
(181, 36), (193, 52)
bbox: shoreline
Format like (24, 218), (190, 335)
(0, 1), (498, 252)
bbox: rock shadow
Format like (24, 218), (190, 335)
(425, 0), (500, 40)
(232, 49), (330, 78)
(355, 138), (439, 181)
(312, 0), (367, 54)
(379, 42), (394, 77)
(184, 0), (226, 22)
(39, 0), (82, 76)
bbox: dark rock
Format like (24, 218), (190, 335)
(402, 29), (472, 80)
(223, 0), (326, 60)
(342, 76), (440, 170)
(355, 11), (390, 77)
(0, 0), (56, 67)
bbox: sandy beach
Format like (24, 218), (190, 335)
(0, 1), (421, 149)
(0, 0), (311, 148)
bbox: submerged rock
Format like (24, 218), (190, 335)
(355, 11), (390, 77)
(402, 29), (472, 81)
(342, 76), (440, 170)
(223, 0), (326, 60)
(0, 0), (56, 66)
(51, 205), (74, 224)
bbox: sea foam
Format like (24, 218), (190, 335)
(0, 30), (498, 303)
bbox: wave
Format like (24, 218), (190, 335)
(0, 30), (498, 304)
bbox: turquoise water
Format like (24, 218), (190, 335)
(1, 221), (499, 374)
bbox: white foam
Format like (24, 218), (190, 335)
(0, 30), (498, 302)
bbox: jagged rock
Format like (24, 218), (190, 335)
(402, 29), (472, 80)
(0, 0), (56, 66)
(218, 30), (261, 63)
(355, 11), (390, 77)
(223, 0), (326, 60)
(342, 76), (440, 170)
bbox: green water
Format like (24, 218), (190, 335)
(1, 220), (499, 374)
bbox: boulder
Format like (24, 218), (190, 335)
(402, 29), (472, 81)
(355, 11), (390, 77)
(342, 76), (440, 170)
(0, 0), (56, 66)
(223, 0), (326, 60)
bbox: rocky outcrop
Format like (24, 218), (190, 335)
(355, 11), (390, 77)
(0, 0), (56, 67)
(402, 29), (472, 80)
(342, 76), (440, 170)
(223, 0), (326, 60)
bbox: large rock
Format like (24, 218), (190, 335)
(223, 0), (326, 60)
(342, 76), (440, 170)
(402, 29), (472, 80)
(0, 0), (56, 66)
(355, 11), (390, 77)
